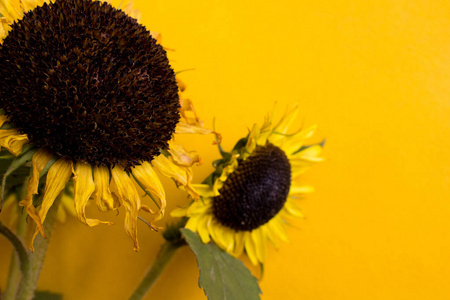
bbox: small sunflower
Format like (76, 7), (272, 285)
(172, 106), (324, 265)
(0, 0), (212, 251)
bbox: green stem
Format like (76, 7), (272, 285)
(3, 211), (29, 300)
(15, 197), (60, 300)
(129, 241), (184, 300)
(0, 218), (30, 273)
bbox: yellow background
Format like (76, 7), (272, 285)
(1, 0), (450, 299)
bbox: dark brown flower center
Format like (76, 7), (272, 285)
(213, 143), (291, 231)
(0, 0), (180, 168)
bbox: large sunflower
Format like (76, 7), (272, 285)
(172, 106), (324, 265)
(0, 0), (211, 251)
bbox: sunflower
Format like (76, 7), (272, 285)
(0, 0), (212, 251)
(172, 106), (324, 265)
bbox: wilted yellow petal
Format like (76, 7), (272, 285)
(168, 142), (201, 167)
(73, 162), (112, 227)
(0, 129), (28, 155)
(93, 165), (118, 211)
(175, 122), (214, 135)
(30, 158), (73, 251)
(0, 114), (8, 127)
(152, 154), (199, 200)
(110, 166), (141, 251)
(131, 161), (166, 213)
(18, 149), (52, 237)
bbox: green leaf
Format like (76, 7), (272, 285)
(34, 291), (63, 300)
(181, 229), (261, 300)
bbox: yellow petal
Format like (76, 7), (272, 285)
(262, 224), (280, 249)
(0, 114), (8, 127)
(244, 232), (259, 265)
(186, 215), (200, 233)
(30, 158), (73, 251)
(191, 184), (215, 198)
(289, 185), (315, 195)
(18, 149), (52, 237)
(291, 145), (324, 162)
(168, 142), (201, 167)
(175, 122), (214, 135)
(0, 18), (11, 43)
(131, 161), (166, 216)
(245, 124), (261, 155)
(152, 154), (199, 200)
(280, 125), (317, 155)
(150, 31), (162, 44)
(73, 162), (112, 227)
(110, 166), (141, 251)
(93, 165), (118, 211)
(267, 216), (289, 243)
(283, 201), (304, 218)
(232, 231), (245, 257)
(170, 207), (188, 217)
(197, 214), (212, 244)
(0, 0), (22, 23)
(252, 229), (267, 262)
(272, 105), (300, 141)
(0, 129), (28, 155)
(20, 0), (44, 13)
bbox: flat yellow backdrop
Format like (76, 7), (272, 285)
(1, 0), (450, 299)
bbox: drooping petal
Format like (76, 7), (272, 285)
(93, 165), (118, 211)
(0, 114), (8, 127)
(131, 161), (166, 217)
(30, 158), (73, 251)
(73, 162), (113, 227)
(152, 154), (199, 200)
(168, 142), (201, 167)
(175, 122), (215, 135)
(18, 149), (52, 237)
(0, 129), (28, 155)
(110, 166), (141, 251)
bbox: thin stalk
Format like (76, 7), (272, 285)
(129, 241), (184, 300)
(3, 211), (29, 300)
(15, 196), (61, 300)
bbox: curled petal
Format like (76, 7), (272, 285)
(110, 166), (141, 251)
(152, 154), (199, 200)
(73, 162), (112, 227)
(93, 165), (118, 211)
(168, 142), (201, 167)
(30, 158), (73, 251)
(19, 149), (52, 237)
(0, 129), (28, 155)
(131, 161), (166, 221)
